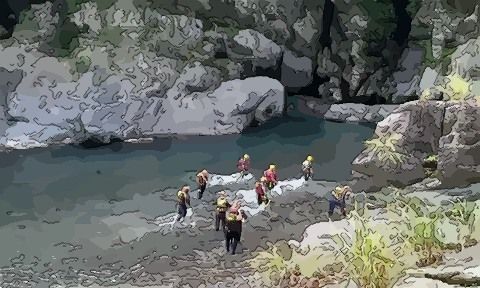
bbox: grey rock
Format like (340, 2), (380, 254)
(1, 67), (285, 148)
(352, 101), (446, 191)
(281, 49), (313, 91)
(292, 10), (320, 58)
(297, 96), (397, 123)
(230, 29), (283, 70)
(438, 103), (480, 187)
(391, 48), (424, 103)
(419, 67), (440, 95)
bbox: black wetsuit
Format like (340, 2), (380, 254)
(198, 177), (207, 199)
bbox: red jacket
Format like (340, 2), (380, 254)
(264, 170), (278, 183)
(237, 159), (250, 172)
(255, 185), (265, 197)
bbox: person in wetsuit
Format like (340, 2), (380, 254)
(196, 169), (209, 199)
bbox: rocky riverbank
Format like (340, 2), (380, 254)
(250, 179), (480, 288)
(0, 172), (343, 288)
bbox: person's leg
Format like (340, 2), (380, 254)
(200, 183), (206, 199)
(231, 232), (239, 255)
(176, 204), (187, 222)
(328, 200), (336, 217)
(220, 212), (226, 231)
(215, 212), (220, 231)
(257, 194), (262, 205)
(225, 231), (232, 252)
(340, 201), (347, 216)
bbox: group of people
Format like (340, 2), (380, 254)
(173, 154), (352, 255)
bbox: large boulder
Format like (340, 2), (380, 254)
(229, 29), (283, 70)
(1, 58), (285, 148)
(390, 48), (424, 104)
(352, 101), (445, 191)
(352, 100), (480, 191)
(438, 103), (480, 186)
(281, 49), (313, 92)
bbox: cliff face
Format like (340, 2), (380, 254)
(0, 0), (478, 148)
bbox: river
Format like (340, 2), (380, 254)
(0, 103), (374, 287)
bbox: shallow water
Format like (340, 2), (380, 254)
(0, 103), (374, 281)
(0, 108), (373, 225)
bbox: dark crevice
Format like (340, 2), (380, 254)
(0, 0), (29, 39)
(79, 137), (123, 149)
(319, 0), (335, 50)
(392, 0), (412, 46)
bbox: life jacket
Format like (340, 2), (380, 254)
(227, 213), (238, 222)
(264, 170), (277, 183)
(302, 160), (312, 170)
(177, 191), (186, 205)
(216, 197), (228, 212)
(333, 187), (347, 201)
(256, 185), (265, 196)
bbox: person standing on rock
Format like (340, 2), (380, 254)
(263, 164), (278, 191)
(213, 191), (231, 231)
(302, 155), (314, 180)
(236, 154), (250, 181)
(328, 185), (352, 219)
(175, 185), (191, 223)
(225, 205), (247, 255)
(255, 179), (269, 206)
(196, 169), (209, 199)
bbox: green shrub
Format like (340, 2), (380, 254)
(45, 18), (81, 57)
(363, 133), (407, 166)
(350, 226), (395, 288)
(97, 26), (125, 47)
(249, 242), (290, 285)
(446, 198), (477, 226)
(75, 56), (92, 74)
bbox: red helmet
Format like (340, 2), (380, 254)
(229, 207), (239, 214)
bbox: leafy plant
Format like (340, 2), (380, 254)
(409, 211), (443, 266)
(348, 211), (398, 288)
(364, 133), (407, 166)
(446, 198), (477, 226)
(249, 243), (289, 283)
(440, 73), (473, 101)
(424, 154), (438, 163)
(75, 55), (92, 74)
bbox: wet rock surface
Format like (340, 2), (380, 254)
(0, 174), (339, 288)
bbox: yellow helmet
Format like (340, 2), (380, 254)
(269, 164), (276, 170)
(243, 154), (250, 159)
(307, 155), (314, 162)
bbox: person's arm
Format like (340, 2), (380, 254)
(240, 210), (248, 220)
(331, 190), (338, 200)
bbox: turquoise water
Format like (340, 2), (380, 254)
(0, 105), (374, 224)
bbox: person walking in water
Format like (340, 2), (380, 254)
(225, 204), (247, 255)
(328, 185), (352, 219)
(175, 185), (191, 223)
(196, 169), (209, 199)
(263, 164), (278, 191)
(255, 179), (269, 206)
(302, 155), (314, 180)
(213, 191), (231, 231)
(236, 154), (250, 181)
